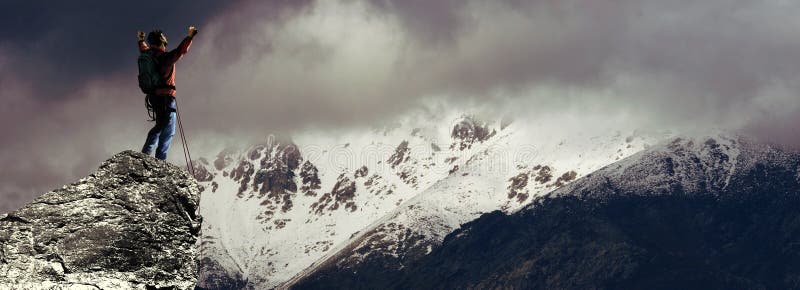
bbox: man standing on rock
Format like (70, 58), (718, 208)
(137, 26), (198, 160)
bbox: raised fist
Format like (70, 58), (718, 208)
(137, 31), (146, 41)
(188, 26), (199, 37)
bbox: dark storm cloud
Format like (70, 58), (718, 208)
(0, 0), (316, 212)
(0, 0), (235, 212)
(0, 0), (235, 99)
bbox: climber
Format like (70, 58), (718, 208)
(137, 26), (198, 160)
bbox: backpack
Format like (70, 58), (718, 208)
(137, 50), (162, 94)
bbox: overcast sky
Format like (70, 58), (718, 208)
(2, 0), (800, 212)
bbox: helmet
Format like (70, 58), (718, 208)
(147, 30), (168, 47)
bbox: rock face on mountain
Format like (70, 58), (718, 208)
(292, 136), (800, 289)
(0, 151), (201, 289)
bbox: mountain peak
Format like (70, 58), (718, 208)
(0, 150), (201, 289)
(545, 134), (789, 201)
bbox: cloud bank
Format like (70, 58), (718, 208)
(2, 0), (800, 211)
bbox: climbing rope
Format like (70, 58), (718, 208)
(175, 98), (196, 178)
(175, 98), (204, 272)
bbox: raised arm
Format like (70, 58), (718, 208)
(163, 26), (198, 65)
(137, 31), (148, 53)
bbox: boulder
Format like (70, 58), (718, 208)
(0, 151), (201, 289)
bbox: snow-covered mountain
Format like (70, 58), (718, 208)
(291, 135), (800, 289)
(194, 110), (670, 289)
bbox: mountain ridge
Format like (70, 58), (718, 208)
(194, 111), (666, 288)
(291, 135), (800, 289)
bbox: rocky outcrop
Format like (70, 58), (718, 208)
(310, 174), (358, 215)
(387, 141), (410, 169)
(299, 161), (321, 197)
(0, 150), (201, 289)
(230, 140), (302, 224)
(450, 116), (496, 151)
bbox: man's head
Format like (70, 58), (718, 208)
(147, 30), (168, 48)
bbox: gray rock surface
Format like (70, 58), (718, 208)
(0, 150), (201, 289)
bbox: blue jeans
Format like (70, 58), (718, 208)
(142, 95), (176, 160)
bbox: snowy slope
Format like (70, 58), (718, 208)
(291, 134), (800, 289)
(543, 133), (770, 202)
(194, 109), (672, 289)
(284, 122), (670, 287)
